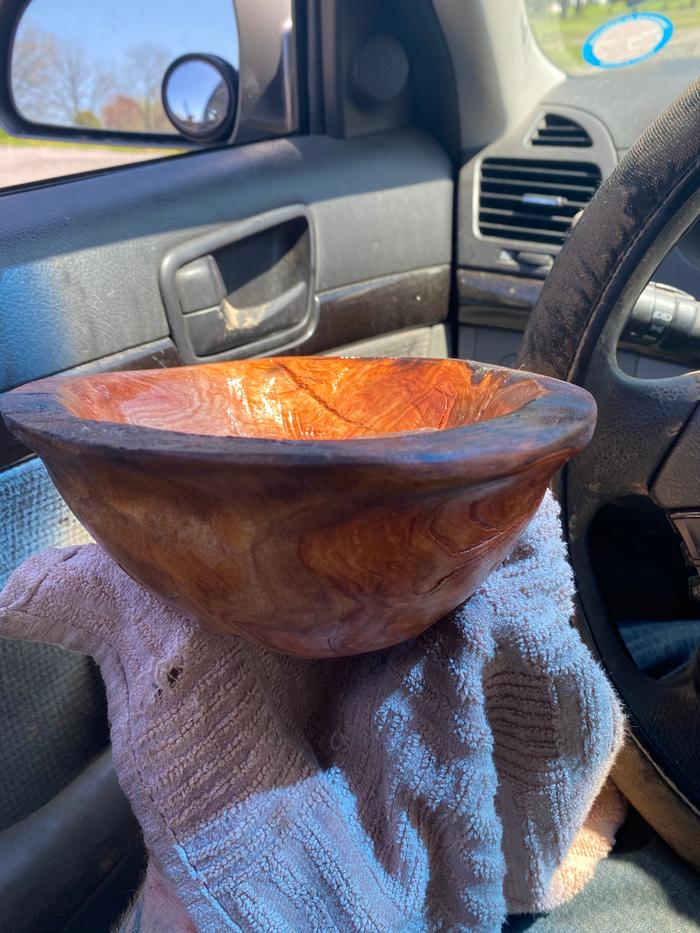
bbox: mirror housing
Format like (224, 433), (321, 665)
(0, 0), (296, 151)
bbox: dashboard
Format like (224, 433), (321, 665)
(456, 52), (700, 379)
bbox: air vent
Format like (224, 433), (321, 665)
(478, 158), (602, 246)
(531, 114), (592, 148)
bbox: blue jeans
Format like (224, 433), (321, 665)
(504, 808), (700, 932)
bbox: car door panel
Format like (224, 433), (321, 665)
(0, 128), (452, 395)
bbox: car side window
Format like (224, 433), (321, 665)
(1, 0), (239, 188)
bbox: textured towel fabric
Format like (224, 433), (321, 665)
(117, 781), (628, 933)
(0, 491), (624, 932)
(117, 778), (628, 933)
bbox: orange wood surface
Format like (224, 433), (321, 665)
(55, 357), (547, 440)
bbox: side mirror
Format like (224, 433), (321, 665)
(6, 0), (240, 146)
(2, 0), (295, 151)
(162, 54), (238, 143)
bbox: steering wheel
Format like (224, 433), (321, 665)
(519, 78), (700, 868)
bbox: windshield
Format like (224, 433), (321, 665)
(525, 1), (700, 75)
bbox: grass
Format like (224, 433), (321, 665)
(0, 126), (182, 156)
(528, 1), (700, 73)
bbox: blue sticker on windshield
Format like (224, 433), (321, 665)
(582, 12), (673, 69)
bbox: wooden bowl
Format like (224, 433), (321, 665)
(0, 357), (595, 657)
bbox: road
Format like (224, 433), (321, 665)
(0, 144), (162, 188)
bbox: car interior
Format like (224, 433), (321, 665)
(0, 0), (699, 929)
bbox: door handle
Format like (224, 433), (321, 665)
(160, 205), (317, 363)
(185, 281), (309, 356)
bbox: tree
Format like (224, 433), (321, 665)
(12, 22), (174, 135)
(11, 20), (113, 126)
(101, 94), (144, 132)
(44, 40), (114, 124)
(124, 43), (172, 132)
(74, 109), (101, 128)
(10, 22), (59, 123)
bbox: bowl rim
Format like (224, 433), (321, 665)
(0, 357), (597, 483)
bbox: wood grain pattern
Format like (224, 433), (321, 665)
(0, 356), (596, 657)
(291, 265), (449, 355)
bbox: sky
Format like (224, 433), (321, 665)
(18, 0), (239, 68)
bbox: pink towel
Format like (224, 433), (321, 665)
(0, 491), (625, 932)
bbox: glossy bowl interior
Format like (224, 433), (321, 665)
(1, 357), (596, 657)
(53, 356), (547, 441)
